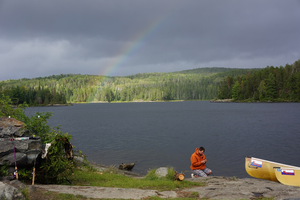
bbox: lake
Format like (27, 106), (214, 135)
(25, 101), (300, 178)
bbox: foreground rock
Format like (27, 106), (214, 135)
(0, 117), (26, 138)
(184, 176), (300, 200)
(0, 139), (42, 167)
(30, 176), (300, 200)
(0, 117), (43, 169)
(0, 181), (25, 200)
(34, 185), (161, 199)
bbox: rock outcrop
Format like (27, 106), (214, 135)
(0, 117), (42, 169)
(0, 139), (42, 167)
(184, 176), (300, 199)
(0, 117), (26, 138)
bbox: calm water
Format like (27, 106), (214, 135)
(25, 101), (300, 178)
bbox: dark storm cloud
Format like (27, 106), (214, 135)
(0, 0), (300, 80)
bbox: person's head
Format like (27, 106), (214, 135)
(198, 146), (205, 155)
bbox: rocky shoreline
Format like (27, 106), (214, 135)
(89, 164), (300, 199)
(2, 164), (300, 200)
(1, 164), (300, 199)
(2, 175), (300, 200)
(185, 176), (300, 200)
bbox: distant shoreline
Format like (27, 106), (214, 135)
(210, 99), (233, 103)
(88, 100), (185, 103)
(22, 103), (73, 107)
(22, 99), (299, 107)
(210, 99), (299, 103)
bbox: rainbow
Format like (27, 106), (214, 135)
(88, 10), (174, 102)
(99, 12), (172, 78)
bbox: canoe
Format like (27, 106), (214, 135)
(274, 168), (300, 186)
(245, 157), (300, 182)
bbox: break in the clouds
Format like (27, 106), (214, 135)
(0, 0), (300, 80)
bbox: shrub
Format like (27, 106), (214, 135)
(38, 131), (75, 184)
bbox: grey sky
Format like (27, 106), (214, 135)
(0, 0), (299, 80)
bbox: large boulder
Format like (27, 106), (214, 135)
(155, 167), (169, 177)
(0, 117), (42, 167)
(0, 181), (25, 200)
(0, 140), (42, 167)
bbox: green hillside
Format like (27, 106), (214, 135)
(2, 60), (299, 105)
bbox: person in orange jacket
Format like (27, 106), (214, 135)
(190, 146), (212, 177)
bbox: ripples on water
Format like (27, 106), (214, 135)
(25, 101), (300, 178)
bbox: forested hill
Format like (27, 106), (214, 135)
(217, 59), (300, 102)
(1, 61), (298, 105)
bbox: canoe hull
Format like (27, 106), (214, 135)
(274, 168), (300, 187)
(245, 157), (300, 182)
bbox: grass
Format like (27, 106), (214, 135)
(54, 193), (88, 200)
(24, 164), (277, 200)
(36, 191), (202, 200)
(25, 165), (204, 200)
(67, 167), (203, 191)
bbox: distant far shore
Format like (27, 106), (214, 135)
(210, 99), (299, 103)
(27, 103), (73, 107)
(21, 99), (299, 107)
(210, 99), (233, 103)
(44, 103), (73, 106)
(88, 100), (185, 103)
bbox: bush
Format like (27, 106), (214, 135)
(0, 164), (8, 177)
(37, 129), (75, 184)
(0, 94), (28, 120)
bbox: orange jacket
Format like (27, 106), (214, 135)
(190, 148), (206, 170)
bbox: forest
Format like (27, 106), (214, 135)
(0, 59), (299, 105)
(217, 59), (300, 102)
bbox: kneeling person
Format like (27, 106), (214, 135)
(190, 146), (212, 177)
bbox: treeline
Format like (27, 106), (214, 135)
(217, 60), (300, 102)
(0, 66), (278, 105)
(0, 85), (67, 106)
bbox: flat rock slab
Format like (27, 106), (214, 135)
(0, 117), (25, 138)
(33, 176), (300, 200)
(35, 185), (159, 199)
(184, 176), (300, 200)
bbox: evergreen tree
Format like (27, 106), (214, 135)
(232, 81), (241, 100)
(265, 73), (277, 101)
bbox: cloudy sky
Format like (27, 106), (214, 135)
(0, 0), (300, 81)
